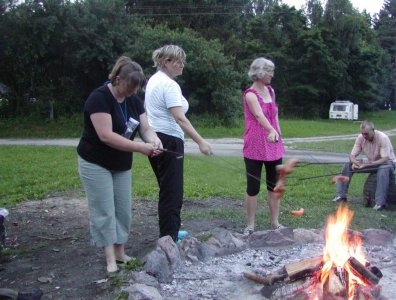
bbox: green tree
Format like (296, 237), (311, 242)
(125, 24), (243, 124)
(319, 0), (387, 110)
(0, 0), (138, 117)
(241, 4), (313, 116)
(0, 0), (392, 121)
(306, 0), (323, 27)
(374, 0), (396, 107)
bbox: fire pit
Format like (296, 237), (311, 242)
(126, 205), (395, 300)
(244, 205), (387, 300)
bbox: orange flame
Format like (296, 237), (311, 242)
(320, 204), (367, 299)
(308, 204), (368, 300)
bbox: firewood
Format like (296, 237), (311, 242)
(243, 271), (287, 286)
(324, 267), (347, 297)
(284, 255), (323, 281)
(347, 257), (380, 285)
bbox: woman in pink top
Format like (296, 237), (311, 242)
(243, 57), (285, 235)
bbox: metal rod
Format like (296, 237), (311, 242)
(298, 164), (393, 181)
(159, 148), (184, 158)
(212, 154), (277, 186)
(297, 161), (348, 167)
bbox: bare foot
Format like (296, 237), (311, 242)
(106, 262), (118, 273)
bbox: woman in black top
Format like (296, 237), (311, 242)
(77, 56), (162, 275)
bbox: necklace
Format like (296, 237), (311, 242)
(108, 84), (128, 123)
(109, 84), (124, 103)
(118, 101), (128, 124)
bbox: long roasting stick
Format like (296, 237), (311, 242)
(298, 165), (393, 181)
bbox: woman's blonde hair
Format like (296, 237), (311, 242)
(248, 57), (275, 81)
(108, 56), (146, 88)
(152, 45), (186, 69)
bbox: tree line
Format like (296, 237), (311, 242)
(0, 0), (395, 124)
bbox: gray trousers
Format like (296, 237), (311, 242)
(336, 161), (395, 206)
(78, 156), (132, 247)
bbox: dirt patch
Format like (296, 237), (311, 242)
(0, 191), (243, 300)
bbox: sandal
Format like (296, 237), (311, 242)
(106, 269), (122, 278)
(115, 256), (132, 264)
(243, 226), (254, 236)
(272, 224), (285, 230)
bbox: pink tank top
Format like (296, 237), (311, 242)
(243, 87), (285, 161)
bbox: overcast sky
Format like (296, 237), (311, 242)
(282, 0), (385, 15)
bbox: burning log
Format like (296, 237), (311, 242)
(347, 257), (380, 285)
(353, 284), (382, 300)
(243, 271), (287, 286)
(285, 255), (323, 281)
(323, 266), (348, 298)
(244, 256), (323, 286)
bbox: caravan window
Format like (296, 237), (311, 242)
(333, 104), (346, 111)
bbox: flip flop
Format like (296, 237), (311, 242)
(107, 269), (122, 278)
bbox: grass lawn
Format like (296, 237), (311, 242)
(1, 110), (396, 138)
(288, 136), (396, 153)
(1, 110), (396, 232)
(1, 146), (395, 232)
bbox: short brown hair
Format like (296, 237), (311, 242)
(108, 56), (146, 88)
(360, 120), (374, 131)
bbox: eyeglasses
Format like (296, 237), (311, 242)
(167, 58), (185, 66)
(361, 129), (373, 137)
(265, 69), (274, 75)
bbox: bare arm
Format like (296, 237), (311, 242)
(91, 113), (155, 156)
(245, 92), (278, 143)
(351, 154), (389, 169)
(169, 106), (213, 155)
(349, 137), (389, 170)
(276, 114), (281, 135)
(138, 113), (162, 147)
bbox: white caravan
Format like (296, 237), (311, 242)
(329, 100), (358, 120)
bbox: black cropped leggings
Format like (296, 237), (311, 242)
(244, 157), (282, 196)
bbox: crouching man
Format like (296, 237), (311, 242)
(333, 120), (395, 211)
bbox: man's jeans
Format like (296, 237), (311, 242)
(336, 161), (395, 206)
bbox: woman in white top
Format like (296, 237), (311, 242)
(145, 44), (213, 241)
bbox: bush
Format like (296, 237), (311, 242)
(125, 24), (243, 124)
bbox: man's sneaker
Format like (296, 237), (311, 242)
(373, 204), (386, 211)
(332, 196), (347, 202)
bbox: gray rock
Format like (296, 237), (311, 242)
(293, 228), (323, 243)
(144, 249), (173, 283)
(361, 229), (393, 247)
(125, 283), (163, 300)
(248, 227), (294, 248)
(156, 236), (182, 270)
(179, 236), (212, 262)
(205, 228), (247, 256)
(127, 271), (160, 288)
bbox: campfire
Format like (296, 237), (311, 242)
(244, 204), (383, 299)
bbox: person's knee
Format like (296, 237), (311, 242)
(377, 164), (393, 176)
(342, 162), (352, 172)
(266, 186), (275, 192)
(247, 187), (260, 196)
